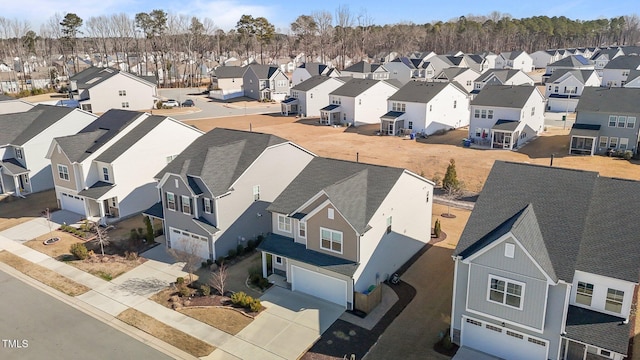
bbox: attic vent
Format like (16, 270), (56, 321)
(504, 243), (515, 258)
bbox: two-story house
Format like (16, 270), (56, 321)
(542, 55), (595, 82)
(469, 85), (545, 150)
(432, 67), (479, 93)
(495, 51), (534, 73)
(471, 69), (535, 98)
(283, 76), (345, 117)
(545, 69), (601, 112)
(591, 47), (624, 76)
(569, 87), (640, 155)
(0, 94), (34, 115)
(208, 66), (246, 100)
(151, 128), (315, 260)
(291, 62), (339, 85)
(47, 109), (202, 224)
(341, 61), (390, 80)
(243, 64), (290, 101)
(258, 157), (433, 309)
(320, 78), (399, 126)
(0, 105), (97, 196)
(601, 55), (640, 88)
(69, 66), (158, 113)
(530, 50), (561, 69)
(381, 81), (470, 136)
(450, 161), (639, 360)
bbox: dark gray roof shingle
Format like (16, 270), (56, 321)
(471, 85), (537, 108)
(291, 75), (342, 92)
(546, 69), (597, 84)
(475, 69), (530, 84)
(77, 181), (115, 199)
(0, 104), (75, 146)
(548, 55), (593, 68)
(603, 55), (640, 70)
(247, 64), (281, 79)
(330, 78), (386, 97)
(1, 158), (29, 175)
(94, 115), (166, 163)
(565, 306), (630, 354)
(576, 87), (640, 114)
(388, 81), (451, 103)
(212, 66), (247, 78)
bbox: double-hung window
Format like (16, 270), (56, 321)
(605, 288), (624, 313)
(15, 148), (23, 159)
(575, 281), (594, 306)
(609, 115), (617, 127)
(298, 222), (306, 238)
(166, 192), (176, 211)
(617, 116), (626, 128)
(58, 165), (69, 181)
(277, 214), (291, 233)
(627, 117), (636, 128)
(181, 195), (192, 215)
(203, 198), (212, 214)
(488, 276), (524, 309)
(252, 185), (260, 201)
(320, 228), (343, 254)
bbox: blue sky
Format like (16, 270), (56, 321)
(2, 0), (635, 33)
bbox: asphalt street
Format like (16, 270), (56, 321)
(0, 269), (173, 360)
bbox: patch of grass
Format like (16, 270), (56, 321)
(150, 287), (176, 308)
(0, 251), (90, 296)
(94, 270), (113, 281)
(70, 260), (131, 280)
(116, 308), (215, 357)
(24, 231), (84, 259)
(178, 307), (252, 335)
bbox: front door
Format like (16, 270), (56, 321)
(388, 122), (394, 135)
(504, 135), (512, 149)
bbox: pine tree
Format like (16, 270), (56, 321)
(442, 159), (460, 191)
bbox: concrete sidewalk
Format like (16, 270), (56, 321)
(0, 210), (84, 242)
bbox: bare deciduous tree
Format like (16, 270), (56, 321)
(167, 237), (204, 283)
(209, 263), (228, 296)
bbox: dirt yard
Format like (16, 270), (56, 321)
(0, 190), (58, 231)
(185, 115), (640, 193)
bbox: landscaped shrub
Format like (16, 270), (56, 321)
(176, 277), (185, 285)
(129, 229), (139, 241)
(178, 286), (191, 297)
(247, 239), (255, 250)
(200, 284), (211, 296)
(124, 251), (138, 261)
(249, 299), (262, 312)
(236, 244), (244, 256)
(228, 249), (237, 259)
(216, 256), (225, 266)
(144, 216), (154, 243)
(434, 219), (442, 238)
(623, 151), (633, 160)
(231, 291), (247, 306)
(258, 277), (269, 290)
(70, 243), (88, 260)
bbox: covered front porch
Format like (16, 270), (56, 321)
(562, 305), (630, 360)
(380, 111), (406, 136)
(0, 159), (31, 196)
(78, 181), (119, 225)
(319, 104), (341, 125)
(491, 120), (521, 150)
(569, 123), (600, 155)
(280, 97), (299, 116)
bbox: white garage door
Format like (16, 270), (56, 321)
(60, 193), (85, 215)
(461, 316), (548, 360)
(168, 227), (210, 260)
(291, 265), (347, 307)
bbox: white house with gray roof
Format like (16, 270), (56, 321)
(432, 67), (479, 93)
(291, 62), (339, 85)
(69, 66), (158, 113)
(451, 161), (640, 360)
(381, 81), (470, 136)
(623, 69), (640, 88)
(542, 55), (595, 83)
(471, 69), (534, 98)
(591, 48), (624, 76)
(545, 69), (601, 112)
(341, 61), (389, 80)
(284, 76), (345, 117)
(0, 105), (97, 196)
(601, 55), (640, 88)
(259, 157), (433, 309)
(469, 85), (545, 150)
(320, 78), (399, 126)
(495, 51), (533, 73)
(569, 87), (640, 156)
(530, 50), (561, 69)
(150, 128), (315, 261)
(208, 66), (246, 100)
(47, 109), (202, 225)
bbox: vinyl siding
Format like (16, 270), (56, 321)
(305, 202), (358, 262)
(575, 110), (640, 154)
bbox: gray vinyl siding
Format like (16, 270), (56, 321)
(452, 260), (470, 343)
(467, 263), (547, 330)
(576, 110), (640, 154)
(214, 200), (271, 259)
(542, 283), (568, 360)
(243, 71), (260, 100)
(161, 175), (210, 240)
(472, 239), (547, 281)
(271, 71), (290, 94)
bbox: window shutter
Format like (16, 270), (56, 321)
(190, 198), (193, 215)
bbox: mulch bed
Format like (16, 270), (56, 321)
(430, 231), (447, 245)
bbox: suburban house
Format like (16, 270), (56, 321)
(471, 69), (534, 98)
(623, 69), (640, 87)
(469, 85), (545, 150)
(258, 157), (433, 309)
(208, 66), (246, 100)
(381, 81), (470, 136)
(69, 66), (158, 113)
(0, 94), (34, 115)
(530, 49), (561, 69)
(475, 52), (498, 71)
(495, 51), (534, 73)
(544, 69), (601, 112)
(283, 76), (345, 117)
(291, 62), (339, 85)
(47, 109), (202, 224)
(150, 128), (315, 261)
(383, 59), (416, 85)
(542, 55), (594, 82)
(568, 87), (639, 156)
(0, 105), (97, 196)
(320, 78), (399, 126)
(601, 55), (640, 88)
(591, 48), (624, 76)
(432, 67), (479, 93)
(243, 64), (290, 101)
(341, 61), (390, 80)
(450, 161), (640, 360)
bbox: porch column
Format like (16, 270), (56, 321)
(491, 132), (495, 149)
(13, 176), (21, 196)
(98, 200), (106, 226)
(261, 251), (268, 278)
(591, 137), (596, 156)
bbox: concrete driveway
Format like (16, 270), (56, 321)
(215, 286), (344, 360)
(0, 210), (83, 242)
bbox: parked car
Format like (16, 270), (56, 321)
(163, 99), (179, 107)
(181, 99), (195, 107)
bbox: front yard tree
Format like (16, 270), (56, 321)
(59, 13), (83, 74)
(209, 263), (228, 296)
(442, 158), (460, 192)
(94, 222), (112, 257)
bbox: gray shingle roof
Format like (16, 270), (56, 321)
(299, 62), (328, 76)
(626, 69), (640, 83)
(94, 115), (166, 163)
(212, 66), (247, 78)
(1, 158), (29, 175)
(193, 217), (220, 234)
(569, 123), (600, 137)
(71, 66), (153, 88)
(343, 61), (373, 73)
(471, 85), (537, 108)
(455, 161), (640, 283)
(565, 306), (630, 355)
(247, 64), (280, 80)
(78, 181), (115, 199)
(267, 157), (404, 234)
(576, 87), (640, 114)
(546, 69), (597, 84)
(155, 128), (288, 197)
(437, 67), (470, 80)
(492, 119), (520, 131)
(330, 78), (384, 97)
(548, 55), (593, 68)
(0, 104), (74, 146)
(603, 55), (640, 70)
(142, 202), (164, 219)
(475, 69), (530, 84)
(291, 75), (342, 92)
(388, 81), (450, 104)
(258, 233), (359, 276)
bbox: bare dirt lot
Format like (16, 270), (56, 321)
(185, 115), (640, 193)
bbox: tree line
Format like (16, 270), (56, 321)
(0, 9), (638, 87)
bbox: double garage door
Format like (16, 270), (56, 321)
(291, 265), (348, 308)
(461, 316), (548, 360)
(168, 227), (210, 260)
(60, 193), (85, 215)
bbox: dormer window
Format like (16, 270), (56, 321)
(15, 148), (23, 159)
(102, 167), (109, 182)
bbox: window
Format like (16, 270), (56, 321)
(166, 154), (178, 164)
(299, 222), (306, 238)
(619, 138), (629, 150)
(15, 148), (23, 159)
(466, 318), (481, 327)
(531, 107), (535, 116)
(600, 349), (612, 357)
(277, 214), (291, 233)
(576, 281), (594, 306)
(474, 109), (480, 118)
(320, 228), (343, 253)
(488, 276), (524, 309)
(310, 93), (313, 99)
(203, 198), (212, 214)
(57, 165), (69, 181)
(609, 137), (618, 149)
(102, 167), (109, 182)
(408, 121), (413, 130)
(181, 195), (192, 215)
(617, 116), (626, 128)
(121, 102), (129, 108)
(454, 100), (457, 109)
(481, 109), (487, 118)
(174, 179), (179, 188)
(466, 80), (472, 86)
(486, 324), (502, 333)
(166, 192), (176, 211)
(386, 216), (392, 233)
(488, 110), (493, 119)
(358, 99), (362, 105)
(548, 85), (552, 91)
(81, 104), (93, 112)
(118, 90), (126, 96)
(328, 208), (334, 219)
(504, 243), (515, 258)
(275, 256), (283, 265)
(429, 105), (432, 112)
(252, 185), (260, 201)
(609, 115), (617, 127)
(605, 288), (624, 313)
(475, 127), (482, 137)
(599, 136), (608, 148)
(554, 86), (559, 93)
(392, 102), (405, 112)
(627, 117), (636, 128)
